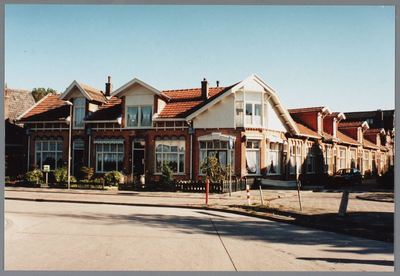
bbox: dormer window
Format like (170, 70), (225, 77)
(74, 98), (85, 128)
(127, 106), (153, 127)
(245, 103), (262, 126)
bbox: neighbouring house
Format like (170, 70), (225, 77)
(16, 74), (392, 187)
(5, 85), (36, 178)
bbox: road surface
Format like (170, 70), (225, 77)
(5, 200), (394, 271)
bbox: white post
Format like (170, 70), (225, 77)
(246, 184), (251, 205)
(65, 101), (73, 190)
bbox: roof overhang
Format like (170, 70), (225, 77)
(58, 80), (96, 101)
(111, 77), (171, 100)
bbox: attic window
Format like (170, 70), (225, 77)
(74, 98), (85, 128)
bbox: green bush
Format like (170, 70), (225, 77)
(25, 170), (43, 183)
(200, 152), (230, 183)
(104, 171), (123, 186)
(80, 166), (94, 180)
(160, 161), (174, 184)
(53, 167), (68, 182)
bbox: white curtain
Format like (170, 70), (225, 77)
(246, 151), (258, 173)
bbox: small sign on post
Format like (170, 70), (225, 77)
(43, 165), (50, 184)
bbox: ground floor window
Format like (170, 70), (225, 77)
(350, 149), (357, 169)
(199, 139), (234, 173)
(155, 136), (185, 173)
(306, 143), (316, 173)
(246, 140), (260, 175)
(339, 148), (346, 169)
(324, 146), (332, 173)
(363, 151), (369, 174)
(290, 142), (302, 175)
(95, 139), (124, 172)
(267, 142), (281, 175)
(34, 136), (63, 170)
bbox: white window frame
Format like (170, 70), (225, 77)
(267, 142), (281, 175)
(290, 142), (302, 175)
(324, 146), (332, 173)
(74, 97), (85, 129)
(126, 105), (153, 128)
(35, 136), (64, 171)
(95, 140), (124, 173)
(155, 136), (186, 174)
(246, 140), (260, 175)
(245, 103), (262, 127)
(306, 143), (316, 174)
(339, 147), (346, 169)
(199, 139), (234, 175)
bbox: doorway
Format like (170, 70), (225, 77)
(132, 140), (145, 179)
(73, 139), (84, 179)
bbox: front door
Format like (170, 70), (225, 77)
(73, 140), (84, 179)
(132, 140), (145, 179)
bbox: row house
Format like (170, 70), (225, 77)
(16, 74), (391, 187)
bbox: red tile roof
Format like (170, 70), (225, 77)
(288, 106), (326, 114)
(291, 117), (320, 138)
(157, 85), (235, 119)
(78, 82), (107, 103)
(85, 97), (122, 121)
(18, 94), (70, 122)
(337, 130), (360, 145)
(339, 121), (365, 128)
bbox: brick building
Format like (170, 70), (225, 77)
(16, 74), (393, 186)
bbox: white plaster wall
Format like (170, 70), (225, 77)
(193, 95), (235, 128)
(124, 84), (155, 106)
(267, 100), (287, 132)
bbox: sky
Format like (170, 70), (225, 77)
(5, 4), (395, 112)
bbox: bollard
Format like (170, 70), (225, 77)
(297, 179), (303, 211)
(205, 179), (209, 205)
(338, 190), (350, 216)
(246, 184), (251, 205)
(259, 181), (264, 205)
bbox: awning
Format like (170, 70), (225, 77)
(266, 136), (284, 143)
(93, 138), (125, 144)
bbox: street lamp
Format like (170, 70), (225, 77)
(65, 100), (73, 189)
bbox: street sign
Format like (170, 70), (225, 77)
(229, 136), (233, 149)
(43, 165), (50, 172)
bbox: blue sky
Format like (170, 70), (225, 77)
(5, 4), (395, 112)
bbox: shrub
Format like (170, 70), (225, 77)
(53, 167), (68, 182)
(80, 166), (94, 180)
(200, 152), (231, 183)
(160, 161), (174, 185)
(25, 170), (43, 183)
(104, 171), (123, 186)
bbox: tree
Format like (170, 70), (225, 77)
(31, 87), (57, 102)
(200, 152), (231, 183)
(160, 161), (174, 186)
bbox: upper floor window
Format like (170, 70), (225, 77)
(127, 106), (152, 127)
(246, 103), (262, 126)
(74, 98), (85, 128)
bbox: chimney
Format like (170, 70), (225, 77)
(105, 76), (113, 97)
(216, 80), (220, 87)
(201, 78), (209, 100)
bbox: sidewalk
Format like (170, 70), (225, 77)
(4, 186), (394, 242)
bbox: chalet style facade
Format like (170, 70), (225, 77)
(16, 74), (394, 186)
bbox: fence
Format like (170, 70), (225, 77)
(174, 178), (248, 194)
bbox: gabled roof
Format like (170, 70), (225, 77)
(58, 80), (107, 104)
(111, 77), (170, 100)
(5, 87), (36, 121)
(17, 94), (70, 123)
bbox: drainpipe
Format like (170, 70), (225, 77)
(188, 122), (195, 180)
(26, 128), (31, 172)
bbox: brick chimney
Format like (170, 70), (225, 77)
(105, 76), (113, 97)
(201, 78), (209, 100)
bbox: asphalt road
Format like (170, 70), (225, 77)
(5, 200), (394, 271)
